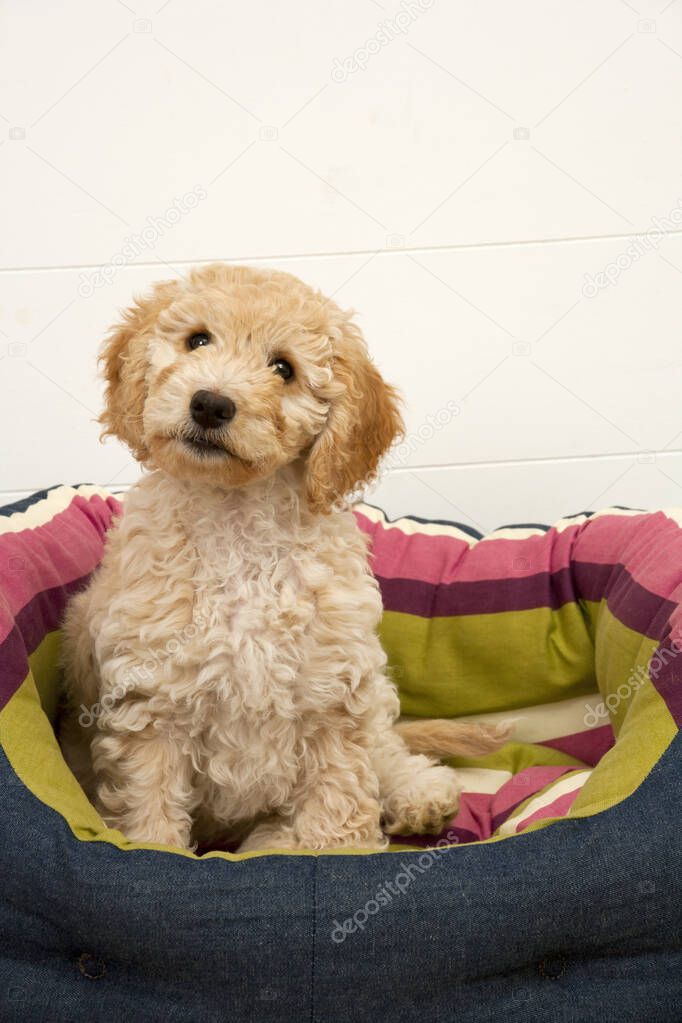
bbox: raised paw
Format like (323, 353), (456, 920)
(381, 765), (462, 835)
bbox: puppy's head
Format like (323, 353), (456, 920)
(100, 264), (403, 511)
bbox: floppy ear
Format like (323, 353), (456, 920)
(99, 279), (179, 461)
(305, 319), (403, 513)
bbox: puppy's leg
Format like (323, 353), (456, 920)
(239, 733), (385, 852)
(91, 724), (196, 849)
(373, 726), (462, 835)
(362, 676), (462, 835)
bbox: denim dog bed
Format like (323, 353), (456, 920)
(0, 485), (681, 1022)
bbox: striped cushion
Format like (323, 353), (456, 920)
(0, 486), (679, 855)
(355, 502), (681, 843)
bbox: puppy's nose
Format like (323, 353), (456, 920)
(190, 390), (236, 430)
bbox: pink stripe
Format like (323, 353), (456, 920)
(356, 511), (586, 586)
(354, 511), (471, 586)
(356, 508), (682, 609)
(447, 530), (578, 584)
(569, 511), (682, 602)
(489, 765), (572, 821)
(0, 494), (120, 645)
(515, 786), (583, 833)
(388, 767), (589, 845)
(541, 724), (614, 767)
(449, 791), (494, 841)
(431, 766), (575, 843)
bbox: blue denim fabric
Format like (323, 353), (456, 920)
(0, 735), (680, 1023)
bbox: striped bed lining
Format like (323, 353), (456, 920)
(0, 486), (678, 858)
(0, 488), (121, 710)
(355, 501), (680, 843)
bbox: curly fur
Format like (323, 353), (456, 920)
(60, 263), (509, 852)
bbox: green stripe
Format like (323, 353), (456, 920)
(590, 604), (659, 734)
(444, 741), (585, 774)
(381, 602), (598, 718)
(31, 629), (62, 724)
(569, 603), (677, 816)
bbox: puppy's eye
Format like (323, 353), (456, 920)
(187, 332), (212, 351)
(270, 358), (294, 381)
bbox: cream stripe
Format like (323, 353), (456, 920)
(356, 504), (660, 545)
(400, 693), (607, 745)
(0, 484), (119, 536)
(455, 767), (512, 794)
(496, 770), (591, 837)
(480, 527), (546, 542)
(659, 508), (682, 529)
(552, 506), (648, 535)
(459, 693), (607, 743)
(354, 502), (478, 545)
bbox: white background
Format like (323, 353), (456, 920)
(2, 0), (682, 532)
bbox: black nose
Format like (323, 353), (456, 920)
(190, 390), (236, 430)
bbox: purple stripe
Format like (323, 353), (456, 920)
(378, 562), (677, 639)
(390, 826), (477, 847)
(540, 724), (615, 767)
(647, 631), (682, 726)
(0, 575), (92, 711)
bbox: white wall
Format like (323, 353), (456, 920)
(2, 0), (682, 532)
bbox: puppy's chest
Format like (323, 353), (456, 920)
(186, 529), (325, 710)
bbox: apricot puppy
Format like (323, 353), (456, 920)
(61, 263), (508, 851)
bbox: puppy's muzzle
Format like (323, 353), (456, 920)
(190, 390), (236, 430)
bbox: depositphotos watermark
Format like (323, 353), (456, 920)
(330, 830), (457, 943)
(581, 198), (682, 298)
(385, 399), (460, 470)
(77, 185), (207, 298)
(331, 0), (435, 82)
(583, 627), (682, 727)
(77, 615), (206, 728)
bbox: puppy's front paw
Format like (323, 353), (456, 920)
(382, 765), (462, 835)
(238, 819), (388, 852)
(102, 811), (194, 850)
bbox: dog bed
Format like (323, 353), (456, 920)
(0, 484), (680, 1022)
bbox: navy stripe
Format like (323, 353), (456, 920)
(494, 522), (551, 533)
(0, 483), (102, 518)
(358, 502), (484, 540)
(0, 485), (62, 518)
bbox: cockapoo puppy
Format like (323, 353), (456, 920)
(60, 263), (508, 852)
